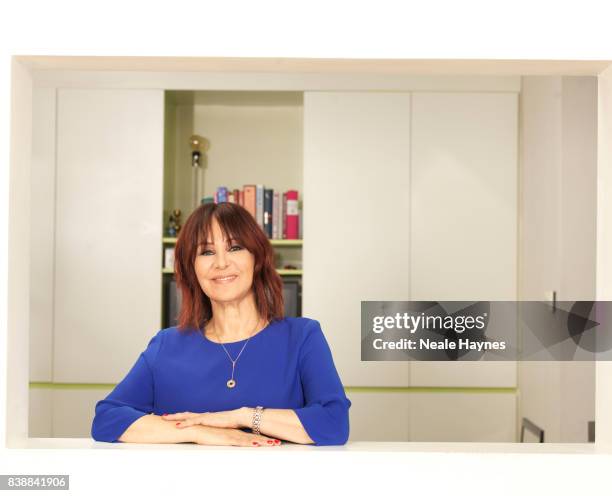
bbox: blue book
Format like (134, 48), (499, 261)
(217, 186), (228, 203)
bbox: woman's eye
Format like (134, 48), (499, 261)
(201, 245), (242, 256)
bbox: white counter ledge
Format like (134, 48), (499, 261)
(11, 438), (610, 454)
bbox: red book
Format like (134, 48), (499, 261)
(243, 185), (256, 219)
(285, 190), (299, 239)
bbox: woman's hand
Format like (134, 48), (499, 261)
(192, 425), (282, 447)
(161, 408), (249, 429)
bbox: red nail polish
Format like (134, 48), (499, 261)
(252, 441), (259, 446)
(274, 439), (280, 444)
(267, 440), (273, 444)
(162, 414), (168, 416)
(176, 422), (181, 426)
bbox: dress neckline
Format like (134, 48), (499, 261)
(200, 319), (276, 345)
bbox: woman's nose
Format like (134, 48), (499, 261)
(214, 251), (228, 268)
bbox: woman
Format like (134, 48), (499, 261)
(91, 202), (352, 447)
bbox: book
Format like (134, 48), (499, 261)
(272, 191), (280, 239)
(278, 191), (284, 240)
(282, 192), (287, 239)
(298, 200), (303, 240)
(243, 185), (256, 219)
(285, 190), (299, 239)
(216, 186), (228, 203)
(263, 188), (273, 238)
(256, 184), (264, 230)
(207, 184), (300, 241)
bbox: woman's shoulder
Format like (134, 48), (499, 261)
(274, 317), (325, 343)
(274, 316), (321, 331)
(154, 325), (198, 345)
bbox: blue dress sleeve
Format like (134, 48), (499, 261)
(90, 330), (164, 443)
(293, 319), (352, 446)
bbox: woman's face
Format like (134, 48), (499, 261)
(194, 217), (255, 303)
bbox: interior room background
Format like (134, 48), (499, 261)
(27, 73), (597, 443)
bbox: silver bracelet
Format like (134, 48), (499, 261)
(251, 406), (264, 435)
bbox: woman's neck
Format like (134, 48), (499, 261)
(206, 295), (265, 342)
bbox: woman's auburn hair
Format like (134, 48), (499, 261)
(173, 202), (285, 331)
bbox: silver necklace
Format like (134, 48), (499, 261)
(208, 318), (262, 389)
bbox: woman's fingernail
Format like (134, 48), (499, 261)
(274, 439), (280, 444)
(162, 414), (168, 416)
(252, 441), (259, 446)
(267, 440), (273, 444)
(175, 422), (181, 426)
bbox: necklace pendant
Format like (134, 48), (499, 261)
(227, 379), (236, 388)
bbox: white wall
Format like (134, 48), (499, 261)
(519, 76), (597, 442)
(596, 65), (612, 449)
(6, 58), (33, 447)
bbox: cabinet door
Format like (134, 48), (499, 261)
(54, 89), (164, 383)
(303, 92), (412, 386)
(408, 392), (516, 441)
(410, 92), (518, 388)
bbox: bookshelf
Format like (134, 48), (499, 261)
(162, 90), (304, 326)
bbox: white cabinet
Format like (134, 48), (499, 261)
(53, 89), (165, 382)
(409, 92), (518, 390)
(303, 91), (412, 387)
(410, 92), (518, 302)
(303, 91), (518, 385)
(303, 90), (518, 441)
(408, 392), (516, 442)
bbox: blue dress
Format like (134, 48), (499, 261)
(91, 317), (352, 446)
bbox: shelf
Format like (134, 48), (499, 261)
(163, 237), (302, 246)
(269, 239), (303, 247)
(163, 268), (302, 276)
(277, 269), (302, 276)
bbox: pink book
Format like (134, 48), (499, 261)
(285, 190), (299, 239)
